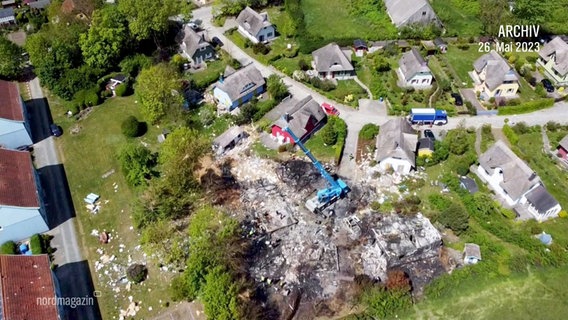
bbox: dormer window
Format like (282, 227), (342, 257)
(241, 82), (256, 93)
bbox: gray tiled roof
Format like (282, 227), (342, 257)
(236, 6), (272, 38)
(399, 47), (431, 80)
(558, 134), (568, 150)
(417, 138), (434, 151)
(0, 8), (14, 19)
(181, 25), (212, 58)
(384, 0), (439, 27)
(479, 140), (539, 200)
(213, 126), (244, 149)
(272, 96), (326, 139)
(473, 51), (518, 91)
(525, 184), (560, 214)
(312, 43), (354, 73)
(375, 118), (418, 167)
(215, 64), (265, 102)
(29, 0), (51, 9)
(539, 36), (568, 77)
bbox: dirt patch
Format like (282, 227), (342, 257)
(356, 138), (375, 163)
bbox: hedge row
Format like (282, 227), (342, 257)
(498, 98), (554, 115)
(502, 124), (519, 145)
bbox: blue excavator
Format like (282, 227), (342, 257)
(282, 125), (350, 213)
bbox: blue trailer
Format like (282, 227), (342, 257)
(409, 108), (448, 125)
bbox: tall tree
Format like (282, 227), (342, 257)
(118, 143), (156, 187)
(266, 74), (288, 102)
(479, 0), (513, 36)
(80, 6), (129, 70)
(135, 63), (183, 123)
(513, 0), (548, 26)
(118, 0), (181, 42)
(0, 37), (23, 79)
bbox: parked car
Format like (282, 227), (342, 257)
(211, 36), (224, 47)
(424, 129), (435, 141)
(541, 79), (554, 92)
(451, 93), (463, 106)
(321, 102), (340, 116)
(50, 123), (62, 137)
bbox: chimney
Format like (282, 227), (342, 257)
(260, 12), (268, 22)
(219, 73), (224, 83)
(529, 172), (537, 181)
(283, 113), (290, 122)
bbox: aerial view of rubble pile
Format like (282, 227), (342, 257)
(210, 138), (447, 317)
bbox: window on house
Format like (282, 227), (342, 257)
(267, 32), (273, 37)
(422, 11), (426, 15)
(240, 82), (256, 93)
(507, 88), (515, 93)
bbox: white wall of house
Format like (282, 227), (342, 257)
(379, 158), (413, 175)
(213, 87), (233, 110)
(403, 71), (433, 88)
(475, 165), (518, 206)
(0, 206), (49, 243)
(537, 57), (568, 86)
(237, 25), (275, 44)
(0, 119), (33, 149)
(519, 196), (562, 222)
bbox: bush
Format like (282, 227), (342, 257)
(30, 234), (45, 254)
(252, 42), (270, 55)
(0, 241), (16, 254)
(359, 123), (380, 140)
(298, 59), (310, 71)
(126, 264), (148, 284)
(438, 202), (469, 234)
(558, 210), (568, 218)
(502, 124), (519, 145)
(497, 98), (555, 115)
(121, 116), (143, 138)
(114, 83), (129, 97)
(320, 122), (338, 145)
(370, 201), (381, 211)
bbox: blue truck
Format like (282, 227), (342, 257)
(409, 108), (448, 125)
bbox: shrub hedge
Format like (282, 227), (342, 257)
(121, 116), (143, 138)
(0, 241), (16, 254)
(498, 98), (555, 115)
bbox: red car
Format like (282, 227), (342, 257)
(321, 102), (340, 116)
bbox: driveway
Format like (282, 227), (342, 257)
(25, 77), (102, 320)
(460, 88), (484, 112)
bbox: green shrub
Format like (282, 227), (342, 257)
(370, 201), (381, 211)
(121, 116), (143, 138)
(502, 124), (519, 145)
(438, 202), (469, 234)
(298, 59), (310, 71)
(0, 241), (16, 254)
(252, 42), (270, 55)
(428, 194), (452, 211)
(559, 210), (568, 218)
(278, 144), (289, 153)
(321, 122), (338, 145)
(497, 98), (555, 115)
(126, 264), (148, 284)
(359, 123), (380, 140)
(114, 83), (129, 97)
(335, 138), (345, 166)
(30, 234), (45, 254)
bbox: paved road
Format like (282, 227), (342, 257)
(26, 77), (102, 320)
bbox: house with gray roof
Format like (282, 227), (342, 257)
(537, 36), (568, 86)
(271, 95), (326, 145)
(470, 51), (519, 101)
(398, 47), (433, 89)
(384, 0), (441, 28)
(475, 140), (561, 221)
(213, 126), (247, 155)
(0, 7), (15, 25)
(213, 64), (266, 112)
(180, 25), (216, 65)
(312, 43), (355, 80)
(29, 0), (51, 10)
(375, 118), (418, 174)
(236, 6), (276, 44)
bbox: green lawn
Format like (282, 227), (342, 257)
(442, 45), (484, 87)
(271, 53), (312, 76)
(301, 0), (396, 40)
(304, 129), (338, 163)
(48, 95), (174, 319)
(432, 0), (483, 36)
(513, 132), (568, 208)
(190, 59), (227, 89)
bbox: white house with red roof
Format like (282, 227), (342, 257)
(0, 80), (33, 150)
(0, 149), (49, 244)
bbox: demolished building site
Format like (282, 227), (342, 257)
(200, 138), (451, 318)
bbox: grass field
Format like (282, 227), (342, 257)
(404, 265), (568, 320)
(442, 45), (484, 87)
(301, 0), (396, 40)
(432, 0), (483, 37)
(48, 95), (174, 319)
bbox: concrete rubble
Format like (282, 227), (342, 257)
(217, 149), (446, 311)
